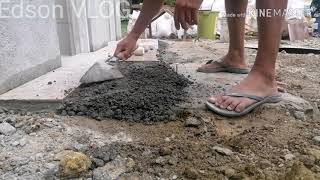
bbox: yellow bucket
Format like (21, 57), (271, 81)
(198, 10), (219, 40)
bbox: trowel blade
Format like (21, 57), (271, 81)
(80, 59), (124, 84)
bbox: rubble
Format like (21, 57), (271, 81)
(0, 122), (16, 135)
(59, 151), (92, 178)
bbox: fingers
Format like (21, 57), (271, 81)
(185, 10), (192, 26)
(114, 44), (122, 57)
(191, 9), (198, 25)
(175, 9), (198, 30)
(179, 10), (188, 30)
(117, 50), (133, 60)
(174, 7), (180, 30)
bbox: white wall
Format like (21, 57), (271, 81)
(0, 0), (61, 95)
(55, 0), (72, 55)
(87, 0), (122, 51)
(55, 0), (122, 55)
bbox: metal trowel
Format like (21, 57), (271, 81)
(80, 56), (124, 84)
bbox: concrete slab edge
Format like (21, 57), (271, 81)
(0, 55), (62, 95)
(0, 100), (62, 112)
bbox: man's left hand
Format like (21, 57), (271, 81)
(174, 0), (203, 30)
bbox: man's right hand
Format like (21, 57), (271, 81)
(114, 33), (139, 60)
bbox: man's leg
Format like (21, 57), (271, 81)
(209, 0), (287, 112)
(198, 0), (248, 72)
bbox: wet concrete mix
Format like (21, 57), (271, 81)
(58, 62), (191, 123)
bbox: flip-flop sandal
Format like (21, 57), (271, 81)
(197, 60), (250, 74)
(206, 92), (282, 117)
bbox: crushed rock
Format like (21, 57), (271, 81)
(0, 122), (16, 135)
(284, 162), (316, 180)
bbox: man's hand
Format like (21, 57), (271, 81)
(114, 34), (138, 60)
(114, 0), (164, 59)
(174, 0), (203, 30)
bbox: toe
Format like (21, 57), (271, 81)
(235, 98), (256, 113)
(213, 95), (224, 106)
(220, 97), (234, 109)
(208, 94), (223, 104)
(235, 102), (246, 112)
(208, 96), (217, 104)
(227, 99), (241, 111)
(217, 96), (228, 106)
(197, 64), (210, 72)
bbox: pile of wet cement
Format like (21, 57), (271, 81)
(58, 62), (190, 123)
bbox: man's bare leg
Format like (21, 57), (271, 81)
(198, 0), (248, 72)
(209, 0), (287, 112)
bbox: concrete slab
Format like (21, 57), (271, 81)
(0, 0), (61, 95)
(0, 39), (159, 111)
(245, 43), (320, 54)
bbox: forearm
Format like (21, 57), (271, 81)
(129, 0), (164, 39)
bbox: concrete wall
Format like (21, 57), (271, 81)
(55, 0), (122, 55)
(0, 0), (61, 95)
(55, 0), (72, 55)
(87, 0), (122, 51)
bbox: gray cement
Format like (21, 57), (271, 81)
(0, 0), (61, 95)
(58, 62), (190, 123)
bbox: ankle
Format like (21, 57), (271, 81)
(249, 68), (276, 86)
(224, 50), (246, 66)
(227, 49), (244, 59)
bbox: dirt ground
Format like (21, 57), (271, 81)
(1, 39), (320, 180)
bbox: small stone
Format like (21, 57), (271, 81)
(284, 154), (295, 161)
(43, 163), (59, 178)
(172, 175), (178, 179)
(212, 146), (234, 156)
(312, 136), (320, 144)
(93, 157), (133, 180)
(11, 141), (19, 146)
(185, 117), (201, 128)
(155, 156), (166, 166)
(293, 111), (306, 121)
(126, 158), (135, 170)
(35, 153), (44, 160)
(5, 117), (16, 125)
(92, 158), (105, 167)
(165, 137), (171, 142)
(159, 147), (172, 156)
(48, 81), (53, 85)
(168, 158), (178, 166)
(307, 149), (320, 161)
(183, 167), (198, 179)
(0, 122), (16, 135)
(260, 159), (273, 169)
(19, 138), (27, 146)
(299, 155), (315, 168)
(313, 103), (320, 121)
(284, 162), (316, 180)
(224, 168), (236, 177)
(59, 151), (91, 178)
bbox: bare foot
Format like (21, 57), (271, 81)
(197, 51), (247, 72)
(208, 70), (278, 112)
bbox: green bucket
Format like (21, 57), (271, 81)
(198, 10), (219, 40)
